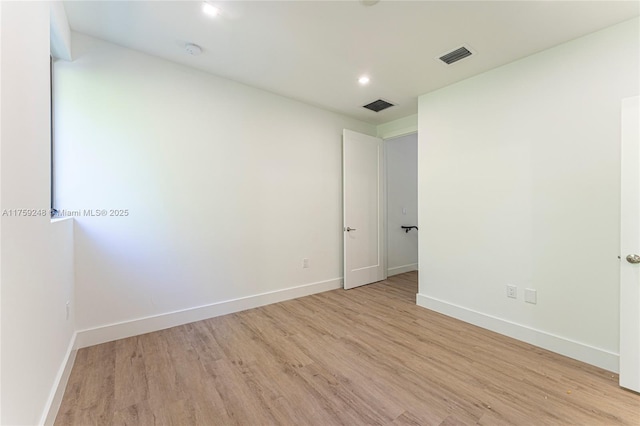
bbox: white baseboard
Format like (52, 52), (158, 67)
(416, 293), (619, 373)
(387, 263), (418, 276)
(41, 333), (77, 426)
(75, 278), (343, 349)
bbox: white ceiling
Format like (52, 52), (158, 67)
(63, 1), (639, 125)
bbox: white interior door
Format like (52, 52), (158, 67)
(620, 95), (640, 393)
(343, 129), (385, 289)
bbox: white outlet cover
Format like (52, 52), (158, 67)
(507, 285), (517, 299)
(525, 288), (537, 304)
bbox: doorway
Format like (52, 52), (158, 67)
(385, 132), (418, 277)
(342, 129), (418, 290)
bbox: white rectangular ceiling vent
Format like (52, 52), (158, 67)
(437, 45), (474, 65)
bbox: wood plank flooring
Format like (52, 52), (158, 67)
(55, 272), (640, 425)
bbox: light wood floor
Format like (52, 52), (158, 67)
(56, 272), (639, 425)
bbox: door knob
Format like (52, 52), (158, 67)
(345, 227), (356, 232)
(626, 254), (640, 264)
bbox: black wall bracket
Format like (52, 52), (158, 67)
(401, 226), (418, 233)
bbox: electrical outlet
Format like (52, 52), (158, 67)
(66, 300), (70, 320)
(525, 288), (537, 304)
(303, 258), (310, 268)
(506, 285), (517, 299)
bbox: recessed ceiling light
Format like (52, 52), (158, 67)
(202, 2), (221, 17)
(358, 76), (370, 85)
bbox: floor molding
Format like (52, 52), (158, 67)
(416, 293), (619, 373)
(42, 333), (77, 426)
(387, 263), (418, 276)
(75, 277), (343, 349)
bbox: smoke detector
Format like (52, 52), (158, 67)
(185, 43), (203, 56)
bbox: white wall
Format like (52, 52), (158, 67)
(417, 18), (639, 371)
(386, 133), (418, 275)
(378, 114), (418, 140)
(54, 33), (375, 343)
(0, 2), (76, 425)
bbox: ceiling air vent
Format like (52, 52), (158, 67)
(363, 99), (394, 113)
(438, 45), (474, 65)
